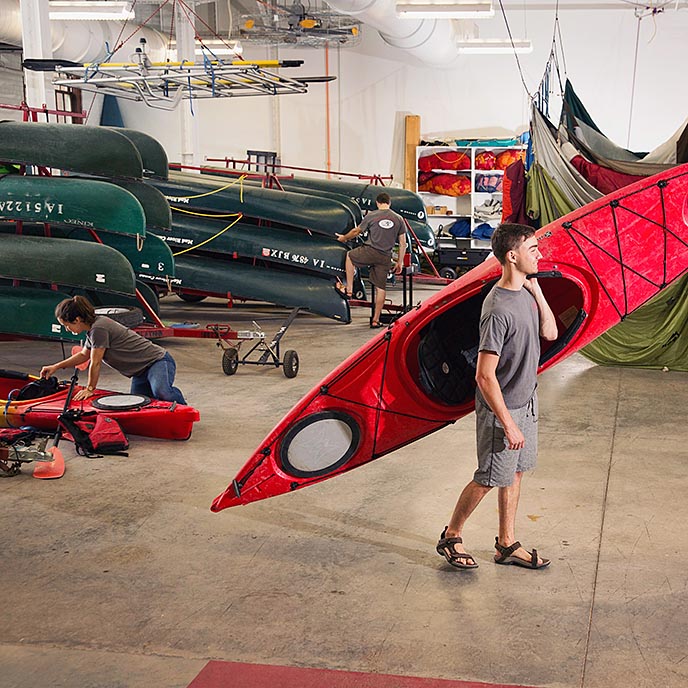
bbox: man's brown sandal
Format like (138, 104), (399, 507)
(494, 537), (550, 569)
(436, 527), (478, 569)
(335, 283), (352, 299)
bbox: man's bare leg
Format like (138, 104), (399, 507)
(372, 285), (386, 324)
(342, 254), (355, 296)
(496, 471), (546, 565)
(443, 480), (492, 564)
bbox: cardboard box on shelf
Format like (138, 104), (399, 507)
(426, 205), (435, 215)
(434, 205), (448, 215)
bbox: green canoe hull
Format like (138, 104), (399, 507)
(157, 215), (345, 279)
(0, 175), (146, 237)
(0, 224), (174, 282)
(280, 177), (435, 249)
(259, 175), (426, 223)
(147, 254), (350, 322)
(407, 219), (435, 251)
(0, 234), (136, 295)
(0, 286), (81, 341)
(105, 127), (168, 180)
(0, 121), (143, 179)
(204, 172), (364, 226)
(85, 280), (161, 321)
(202, 170), (435, 250)
(100, 179), (172, 231)
(0, 282), (158, 341)
(151, 173), (358, 236)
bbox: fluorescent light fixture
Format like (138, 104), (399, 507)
(457, 38), (533, 54)
(195, 47), (243, 57)
(49, 1), (135, 21)
(396, 1), (495, 19)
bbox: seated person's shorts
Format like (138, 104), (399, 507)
(473, 393), (538, 487)
(348, 245), (392, 290)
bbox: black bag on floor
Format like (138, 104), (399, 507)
(57, 409), (129, 457)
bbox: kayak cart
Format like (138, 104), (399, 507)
(210, 308), (300, 378)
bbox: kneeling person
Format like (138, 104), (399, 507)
(41, 296), (186, 404)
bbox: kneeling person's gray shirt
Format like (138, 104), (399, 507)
(85, 316), (166, 377)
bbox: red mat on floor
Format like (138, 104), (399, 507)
(188, 661), (532, 688)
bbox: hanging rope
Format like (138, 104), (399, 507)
(168, 174), (247, 199)
(171, 213), (243, 256)
(626, 12), (643, 148)
(497, 0), (533, 101)
(534, 0), (567, 117)
(172, 207), (243, 219)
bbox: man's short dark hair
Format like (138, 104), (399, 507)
(376, 192), (391, 205)
(491, 223), (535, 264)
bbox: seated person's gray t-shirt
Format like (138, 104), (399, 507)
(85, 316), (166, 378)
(476, 286), (540, 410)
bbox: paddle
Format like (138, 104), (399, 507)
(33, 347), (88, 479)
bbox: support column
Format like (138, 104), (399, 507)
(268, 44), (282, 160)
(176, 0), (200, 168)
(20, 0), (54, 110)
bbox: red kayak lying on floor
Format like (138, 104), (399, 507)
(211, 162), (688, 510)
(0, 370), (200, 440)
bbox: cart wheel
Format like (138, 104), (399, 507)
(222, 348), (239, 376)
(282, 350), (299, 378)
(353, 288), (366, 300)
(439, 267), (458, 280)
(178, 293), (207, 303)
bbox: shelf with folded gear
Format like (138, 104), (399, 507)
(416, 143), (526, 279)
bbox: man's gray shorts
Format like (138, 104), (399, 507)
(474, 393), (538, 487)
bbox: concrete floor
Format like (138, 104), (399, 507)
(1, 284), (687, 688)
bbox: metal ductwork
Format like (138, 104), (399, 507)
(0, 0), (168, 63)
(324, 0), (459, 66)
(0, 0), (458, 67)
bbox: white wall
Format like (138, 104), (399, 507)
(116, 5), (688, 178)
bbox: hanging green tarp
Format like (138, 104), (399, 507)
(562, 80), (605, 136)
(527, 110), (687, 371)
(582, 275), (688, 371)
(525, 162), (575, 227)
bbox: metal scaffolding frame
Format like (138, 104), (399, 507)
(45, 56), (313, 110)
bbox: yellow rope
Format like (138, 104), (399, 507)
(172, 207), (242, 219)
(172, 214), (243, 256)
(170, 174), (247, 200)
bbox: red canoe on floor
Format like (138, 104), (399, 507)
(212, 163), (688, 510)
(0, 371), (200, 440)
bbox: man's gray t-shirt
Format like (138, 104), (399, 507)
(360, 209), (405, 255)
(476, 285), (540, 409)
(85, 316), (166, 378)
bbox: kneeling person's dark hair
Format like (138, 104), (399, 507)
(491, 223), (535, 265)
(55, 295), (97, 326)
(376, 192), (391, 205)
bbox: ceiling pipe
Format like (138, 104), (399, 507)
(324, 0), (459, 66)
(0, 0), (168, 63)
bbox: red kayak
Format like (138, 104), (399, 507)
(212, 163), (688, 511)
(0, 370), (200, 440)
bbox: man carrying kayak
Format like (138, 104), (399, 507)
(436, 223), (557, 570)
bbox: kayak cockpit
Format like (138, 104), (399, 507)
(416, 273), (587, 408)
